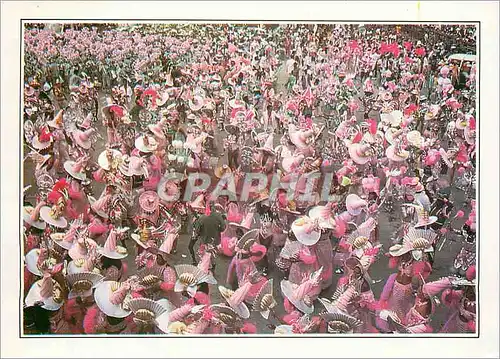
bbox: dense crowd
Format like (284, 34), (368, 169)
(23, 23), (476, 335)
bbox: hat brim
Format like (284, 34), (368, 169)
(50, 232), (74, 250)
(63, 161), (87, 181)
(25, 280), (63, 311)
(97, 149), (122, 170)
(25, 249), (43, 276)
(98, 245), (128, 260)
(386, 146), (409, 162)
(348, 145), (371, 165)
(414, 216), (438, 228)
(67, 260), (88, 274)
(135, 137), (158, 153)
(274, 325), (294, 334)
(23, 207), (46, 230)
(291, 223), (320, 246)
(130, 233), (149, 249)
(308, 206), (335, 229)
(31, 137), (52, 150)
(39, 207), (68, 228)
(280, 280), (314, 314)
(94, 281), (131, 318)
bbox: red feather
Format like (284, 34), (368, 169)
(83, 306), (100, 334)
(241, 322), (257, 334)
(352, 131), (362, 144)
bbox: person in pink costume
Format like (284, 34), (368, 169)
(226, 233), (267, 301)
(337, 255), (380, 333)
(376, 252), (433, 332)
(439, 266), (476, 333)
(288, 236), (334, 292)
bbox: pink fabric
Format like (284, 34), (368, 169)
(109, 283), (128, 305)
(169, 303), (194, 322)
(40, 273), (53, 299)
(219, 236), (237, 257)
(423, 278), (451, 296)
(30, 201), (45, 222)
(104, 229), (117, 252)
(227, 203), (242, 223)
(228, 281), (252, 307)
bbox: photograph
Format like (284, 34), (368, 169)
(20, 21), (478, 336)
(1, 1), (499, 358)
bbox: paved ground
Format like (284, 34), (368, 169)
(22, 59), (470, 333)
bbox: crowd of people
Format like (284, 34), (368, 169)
(22, 23), (476, 335)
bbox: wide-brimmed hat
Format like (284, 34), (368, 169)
(413, 204), (438, 228)
(135, 134), (158, 153)
(97, 149), (122, 171)
(345, 194), (367, 216)
(119, 155), (148, 177)
(46, 110), (64, 129)
(88, 194), (110, 219)
(388, 227), (436, 259)
(280, 267), (323, 314)
(251, 279), (277, 319)
(308, 205), (335, 230)
(50, 231), (75, 251)
(174, 264), (217, 297)
(23, 203), (46, 230)
(386, 144), (409, 162)
(39, 205), (68, 229)
(346, 227), (375, 258)
(157, 176), (181, 202)
(63, 158), (87, 181)
(72, 128), (95, 150)
(94, 280), (132, 318)
(31, 130), (53, 150)
(348, 143), (375, 165)
(189, 95), (205, 111)
(25, 248), (50, 276)
(291, 216), (321, 246)
(406, 130), (423, 148)
(101, 103), (126, 119)
(68, 237), (98, 261)
(27, 150), (51, 172)
(139, 191), (160, 215)
(25, 274), (64, 311)
(98, 227), (129, 259)
(66, 272), (104, 299)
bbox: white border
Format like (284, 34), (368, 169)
(2, 1), (499, 358)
